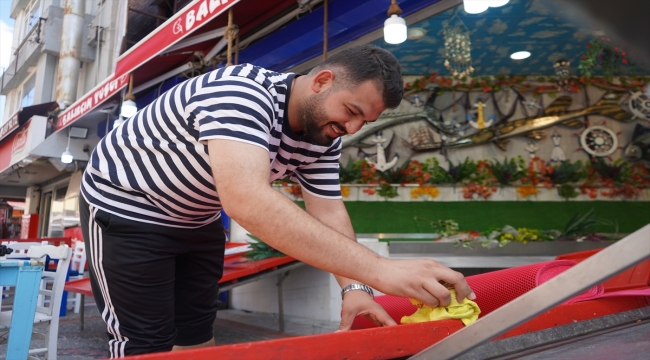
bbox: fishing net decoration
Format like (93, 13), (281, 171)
(443, 14), (474, 79)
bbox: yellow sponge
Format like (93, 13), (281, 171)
(401, 289), (481, 326)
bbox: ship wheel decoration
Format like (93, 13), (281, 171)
(579, 125), (618, 157)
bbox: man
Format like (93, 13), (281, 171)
(80, 45), (475, 357)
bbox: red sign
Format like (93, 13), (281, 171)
(11, 127), (29, 155)
(115, 0), (239, 78)
(0, 118), (31, 173)
(0, 112), (19, 142)
(56, 73), (130, 130)
(21, 213), (39, 239)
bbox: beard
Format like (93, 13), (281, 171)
(297, 91), (335, 146)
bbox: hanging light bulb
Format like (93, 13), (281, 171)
(384, 15), (407, 44)
(384, 0), (407, 44)
(120, 74), (138, 118)
(112, 116), (126, 129)
(463, 0), (489, 14)
(61, 149), (73, 164)
(61, 128), (73, 164)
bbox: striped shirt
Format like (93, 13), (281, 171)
(81, 64), (342, 228)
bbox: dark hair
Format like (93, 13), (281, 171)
(309, 45), (403, 108)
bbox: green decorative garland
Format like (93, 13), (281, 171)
(405, 73), (649, 97)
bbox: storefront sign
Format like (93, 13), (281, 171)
(0, 113), (19, 142)
(0, 117), (46, 174)
(11, 127), (29, 155)
(115, 0), (239, 78)
(56, 74), (130, 130)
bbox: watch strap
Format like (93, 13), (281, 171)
(341, 283), (374, 300)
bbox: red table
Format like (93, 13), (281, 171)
(64, 250), (302, 331)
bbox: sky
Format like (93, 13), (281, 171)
(0, 0), (15, 123)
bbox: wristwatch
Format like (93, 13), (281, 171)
(341, 284), (374, 300)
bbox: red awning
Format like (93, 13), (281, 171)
(57, 0), (241, 131)
(114, 0), (239, 80)
(7, 201), (25, 210)
(56, 0), (298, 131)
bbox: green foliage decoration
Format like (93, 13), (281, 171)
(422, 157), (453, 184)
(413, 217), (460, 238)
(550, 160), (587, 185)
(578, 37), (635, 81)
(377, 184), (399, 199)
(489, 156), (526, 185)
(559, 209), (614, 240)
(242, 234), (286, 261)
(446, 158), (477, 185)
(339, 156), (364, 184)
(558, 184), (580, 200)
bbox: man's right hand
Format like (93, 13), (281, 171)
(370, 258), (475, 308)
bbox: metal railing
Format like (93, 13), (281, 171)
(0, 17), (46, 94)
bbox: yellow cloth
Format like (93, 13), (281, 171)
(400, 289), (481, 326)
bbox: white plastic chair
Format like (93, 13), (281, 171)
(67, 240), (87, 313)
(0, 244), (72, 360)
(0, 242), (45, 309)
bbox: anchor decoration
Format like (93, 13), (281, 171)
(467, 98), (494, 130)
(550, 130), (567, 162)
(365, 131), (399, 171)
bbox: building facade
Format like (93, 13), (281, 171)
(0, 0), (129, 237)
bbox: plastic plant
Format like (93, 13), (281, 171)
(447, 158), (477, 185)
(557, 184), (580, 200)
(423, 157), (453, 184)
(559, 209), (614, 241)
(243, 234), (286, 261)
(489, 157), (526, 186)
(339, 156), (364, 184)
(549, 160), (586, 185)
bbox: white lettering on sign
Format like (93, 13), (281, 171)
(58, 75), (129, 129)
(186, 10), (196, 31)
(196, 1), (209, 22)
(173, 18), (184, 35)
(0, 114), (19, 141)
(209, 0), (222, 12)
(184, 0), (230, 33)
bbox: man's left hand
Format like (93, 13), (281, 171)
(337, 290), (397, 331)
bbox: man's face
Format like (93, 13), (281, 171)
(298, 80), (386, 146)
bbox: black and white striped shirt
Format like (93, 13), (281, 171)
(81, 64), (342, 228)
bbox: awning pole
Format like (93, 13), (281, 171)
(409, 224), (650, 360)
(226, 9), (235, 66)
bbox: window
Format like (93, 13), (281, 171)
(22, 1), (41, 40)
(21, 75), (35, 108)
(48, 186), (68, 237)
